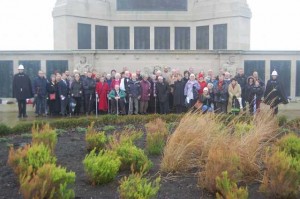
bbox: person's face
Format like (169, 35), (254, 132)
(115, 85), (120, 91)
(62, 74), (67, 80)
(199, 77), (204, 82)
(184, 73), (189, 78)
(158, 78), (163, 83)
(249, 78), (254, 84)
(132, 74), (137, 80)
(87, 72), (92, 78)
(219, 75), (224, 81)
(38, 71), (44, 78)
(203, 89), (208, 95)
(136, 70), (141, 75)
(190, 75), (195, 81)
(100, 77), (105, 83)
(231, 80), (236, 86)
(51, 76), (56, 82)
(56, 75), (61, 81)
(238, 69), (244, 75)
(75, 75), (80, 81)
(177, 75), (182, 81)
(207, 84), (213, 89)
(253, 72), (258, 78)
(151, 75), (156, 80)
(164, 68), (168, 73)
(143, 76), (148, 81)
(18, 69), (24, 73)
(272, 75), (277, 80)
(111, 71), (116, 76)
(106, 75), (111, 80)
(255, 81), (259, 86)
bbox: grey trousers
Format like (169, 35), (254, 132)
(140, 101), (149, 114)
(128, 97), (139, 114)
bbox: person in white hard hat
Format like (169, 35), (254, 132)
(12, 65), (33, 118)
(264, 70), (288, 114)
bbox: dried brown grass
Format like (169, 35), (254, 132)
(160, 112), (227, 173)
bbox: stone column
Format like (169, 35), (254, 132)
(209, 25), (213, 50)
(170, 26), (175, 50)
(150, 26), (154, 50)
(41, 60), (46, 73)
(91, 23), (95, 50)
(190, 26), (196, 50)
(265, 59), (271, 83)
(108, 26), (114, 50)
(130, 26), (134, 50)
(291, 58), (296, 98)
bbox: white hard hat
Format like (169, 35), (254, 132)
(18, 65), (24, 70)
(271, 70), (278, 76)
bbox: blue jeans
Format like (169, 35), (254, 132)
(35, 96), (46, 115)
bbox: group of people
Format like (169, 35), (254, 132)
(12, 64), (288, 118)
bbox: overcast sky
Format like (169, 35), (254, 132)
(0, 0), (299, 51)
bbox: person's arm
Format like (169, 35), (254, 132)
(108, 90), (115, 99)
(120, 90), (126, 98)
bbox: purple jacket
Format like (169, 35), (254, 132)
(140, 80), (151, 101)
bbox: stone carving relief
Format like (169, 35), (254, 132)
(76, 56), (92, 74)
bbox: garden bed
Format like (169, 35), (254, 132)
(0, 122), (270, 199)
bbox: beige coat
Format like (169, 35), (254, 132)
(227, 83), (241, 112)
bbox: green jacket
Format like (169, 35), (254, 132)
(108, 89), (126, 99)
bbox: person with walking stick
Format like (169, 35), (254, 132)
(108, 85), (126, 115)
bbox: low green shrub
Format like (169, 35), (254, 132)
(83, 149), (121, 185)
(7, 144), (57, 176)
(75, 127), (87, 134)
(0, 123), (12, 136)
(21, 133), (32, 138)
(119, 170), (161, 199)
(124, 124), (136, 131)
(103, 125), (116, 131)
(216, 171), (248, 199)
(107, 130), (143, 150)
(233, 122), (254, 137)
(55, 129), (67, 136)
(277, 115), (288, 127)
(32, 124), (57, 153)
(85, 123), (107, 151)
(20, 163), (75, 199)
(86, 131), (107, 151)
(116, 142), (152, 172)
(277, 133), (300, 160)
(260, 150), (300, 198)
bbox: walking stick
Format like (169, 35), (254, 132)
(95, 92), (98, 117)
(129, 96), (132, 114)
(154, 96), (157, 114)
(116, 98), (119, 116)
(107, 94), (110, 114)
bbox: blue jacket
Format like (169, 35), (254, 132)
(128, 80), (141, 98)
(58, 79), (69, 97)
(32, 76), (48, 97)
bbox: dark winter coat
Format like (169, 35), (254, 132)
(264, 78), (288, 106)
(199, 93), (213, 107)
(173, 80), (186, 106)
(140, 80), (151, 101)
(156, 81), (170, 103)
(83, 77), (96, 95)
(32, 76), (48, 97)
(58, 79), (69, 97)
(71, 80), (83, 97)
(13, 72), (33, 100)
(235, 74), (247, 98)
(128, 80), (141, 98)
(213, 80), (229, 103)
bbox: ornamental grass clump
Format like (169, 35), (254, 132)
(199, 140), (242, 193)
(119, 168), (161, 199)
(145, 118), (168, 155)
(32, 123), (57, 153)
(7, 144), (57, 176)
(83, 149), (121, 185)
(161, 112), (226, 173)
(215, 171), (248, 199)
(116, 142), (153, 172)
(85, 122), (107, 151)
(20, 164), (75, 199)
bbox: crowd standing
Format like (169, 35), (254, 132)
(12, 64), (289, 118)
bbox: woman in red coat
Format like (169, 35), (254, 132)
(96, 76), (109, 112)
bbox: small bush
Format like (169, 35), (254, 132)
(32, 123), (57, 153)
(277, 115), (288, 127)
(107, 130), (143, 150)
(215, 171), (248, 199)
(103, 125), (116, 131)
(0, 123), (12, 136)
(116, 142), (152, 172)
(233, 122), (254, 137)
(145, 118), (168, 155)
(20, 164), (75, 199)
(285, 118), (300, 131)
(76, 127), (87, 134)
(119, 170), (161, 199)
(7, 144), (57, 176)
(260, 150), (300, 198)
(124, 124), (136, 131)
(83, 149), (121, 185)
(85, 122), (107, 151)
(277, 133), (300, 160)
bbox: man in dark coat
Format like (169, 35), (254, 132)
(83, 71), (96, 115)
(127, 73), (141, 115)
(32, 70), (48, 116)
(173, 74), (186, 113)
(58, 73), (69, 116)
(264, 70), (288, 115)
(156, 76), (170, 114)
(235, 68), (247, 110)
(13, 65), (33, 118)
